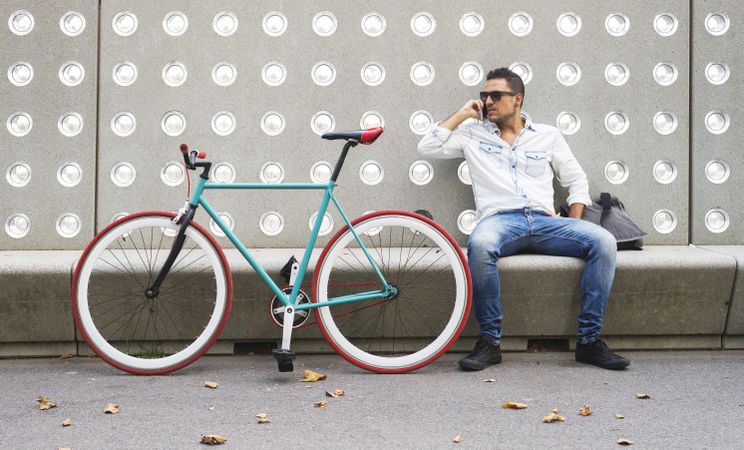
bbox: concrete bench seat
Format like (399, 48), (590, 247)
(0, 246), (740, 357)
(490, 245), (736, 351)
(700, 246), (744, 349)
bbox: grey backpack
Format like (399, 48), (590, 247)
(562, 193), (647, 250)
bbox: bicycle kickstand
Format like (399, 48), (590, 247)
(273, 259), (299, 372)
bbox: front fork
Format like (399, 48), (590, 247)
(145, 201), (196, 299)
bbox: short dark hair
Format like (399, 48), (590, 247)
(486, 68), (525, 100)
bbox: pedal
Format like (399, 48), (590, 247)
(272, 348), (296, 372)
(279, 256), (298, 284)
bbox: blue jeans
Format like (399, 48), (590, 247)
(467, 208), (617, 345)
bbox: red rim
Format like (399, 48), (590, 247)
(311, 210), (472, 373)
(71, 211), (233, 375)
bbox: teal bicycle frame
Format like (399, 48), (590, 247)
(189, 176), (396, 312)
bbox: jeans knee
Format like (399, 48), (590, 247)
(593, 228), (617, 261)
(467, 233), (500, 263)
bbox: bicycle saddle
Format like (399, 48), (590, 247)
(322, 126), (383, 145)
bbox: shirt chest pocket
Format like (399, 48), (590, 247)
(478, 141), (504, 169)
(524, 150), (548, 176)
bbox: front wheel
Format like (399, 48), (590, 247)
(313, 211), (471, 373)
(72, 212), (232, 374)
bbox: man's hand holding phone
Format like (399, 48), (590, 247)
(440, 99), (485, 131)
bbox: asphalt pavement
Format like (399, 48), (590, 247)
(1, 350), (743, 449)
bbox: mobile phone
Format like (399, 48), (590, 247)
(481, 104), (487, 120)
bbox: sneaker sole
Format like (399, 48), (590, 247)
(458, 357), (502, 371)
(575, 355), (630, 370)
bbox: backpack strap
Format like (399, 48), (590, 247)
(599, 192), (612, 221)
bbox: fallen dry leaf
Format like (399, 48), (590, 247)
(617, 438), (634, 446)
(301, 369), (327, 382)
(314, 400), (328, 408)
(635, 393), (651, 399)
(256, 413), (271, 424)
(325, 389), (345, 398)
(543, 409), (566, 423)
(36, 396), (58, 410)
(453, 434), (462, 444)
(614, 413), (625, 419)
(208, 406), (216, 411)
(204, 381), (219, 389)
(481, 379), (496, 383)
(62, 418), (72, 427)
(502, 401), (528, 409)
(578, 404), (593, 416)
(201, 434), (227, 445)
(104, 403), (119, 414)
(59, 353), (74, 359)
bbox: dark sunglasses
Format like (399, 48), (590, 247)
(480, 91), (517, 102)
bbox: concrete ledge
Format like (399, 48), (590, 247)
(700, 246), (744, 349)
(0, 251), (80, 356)
(491, 246), (736, 339)
(0, 246), (739, 357)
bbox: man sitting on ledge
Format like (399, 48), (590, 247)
(417, 67), (630, 371)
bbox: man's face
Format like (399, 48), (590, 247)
(482, 78), (521, 125)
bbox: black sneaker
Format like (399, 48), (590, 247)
(459, 335), (502, 371)
(575, 339), (630, 370)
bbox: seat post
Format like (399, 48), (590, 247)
(330, 140), (358, 182)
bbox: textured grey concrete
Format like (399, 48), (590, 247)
(0, 251), (79, 350)
(5, 245), (737, 357)
(0, 0), (98, 250)
(701, 246), (744, 347)
(1, 351), (743, 449)
(691, 1), (743, 244)
(1, 1), (742, 251)
(91, 0), (694, 247)
(470, 246), (736, 341)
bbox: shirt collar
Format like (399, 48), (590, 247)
(484, 112), (534, 135)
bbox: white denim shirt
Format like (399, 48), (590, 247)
(417, 114), (591, 222)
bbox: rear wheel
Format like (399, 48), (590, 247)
(313, 211), (471, 373)
(72, 212), (232, 374)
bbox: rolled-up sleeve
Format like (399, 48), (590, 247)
(417, 123), (470, 159)
(551, 132), (591, 206)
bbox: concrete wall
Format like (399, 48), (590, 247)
(2, 1), (742, 250)
(2, 2), (744, 356)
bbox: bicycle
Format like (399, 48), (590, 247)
(72, 127), (472, 375)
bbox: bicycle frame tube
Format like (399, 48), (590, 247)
(191, 177), (391, 311)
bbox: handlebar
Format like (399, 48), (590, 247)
(180, 143), (207, 169)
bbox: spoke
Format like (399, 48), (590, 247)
(141, 299), (154, 342)
(170, 242), (198, 272)
(99, 252), (147, 291)
(123, 295), (150, 350)
(133, 227), (152, 279)
(152, 228), (167, 281)
(90, 293), (142, 320)
(157, 295), (195, 344)
(170, 251), (208, 275)
(396, 233), (431, 277)
(115, 239), (145, 286)
(157, 269), (215, 298)
(398, 253), (448, 289)
(88, 289), (141, 307)
(398, 227), (419, 285)
(91, 296), (142, 330)
(342, 302), (386, 348)
(98, 299), (148, 336)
